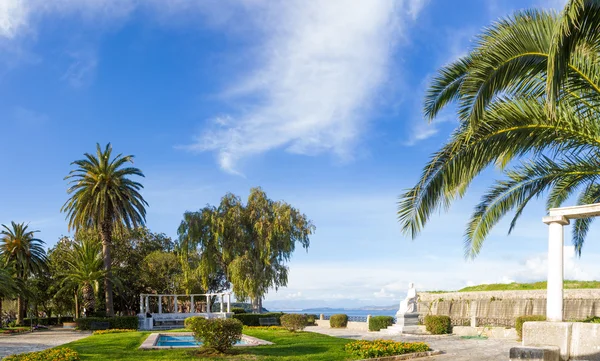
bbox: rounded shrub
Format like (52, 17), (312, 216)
(231, 308), (247, 314)
(515, 315), (546, 340)
(424, 315), (452, 334)
(305, 314), (318, 326)
(186, 316), (243, 352)
(369, 316), (394, 331)
(280, 314), (307, 332)
(330, 314), (348, 328)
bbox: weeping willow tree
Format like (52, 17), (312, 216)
(178, 187), (315, 312)
(398, 0), (600, 258)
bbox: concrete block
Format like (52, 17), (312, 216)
(570, 322), (600, 360)
(523, 322), (572, 361)
(509, 346), (559, 361)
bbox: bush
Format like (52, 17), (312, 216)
(330, 314), (348, 328)
(75, 316), (139, 331)
(345, 340), (430, 358)
(186, 316), (243, 352)
(424, 315), (452, 334)
(305, 314), (318, 326)
(232, 312), (284, 326)
(3, 348), (79, 361)
(369, 316), (394, 331)
(280, 314), (307, 332)
(92, 329), (137, 335)
(515, 315), (546, 340)
(230, 308), (247, 314)
(20, 317), (75, 326)
(582, 316), (600, 323)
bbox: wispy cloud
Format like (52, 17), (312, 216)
(0, 0), (29, 39)
(61, 49), (98, 88)
(184, 0), (427, 173)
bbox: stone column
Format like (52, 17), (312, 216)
(207, 295), (211, 314)
(158, 296), (162, 314)
(140, 295), (144, 314)
(543, 215), (569, 322)
(174, 296), (178, 313)
(220, 294), (224, 313)
(227, 294), (231, 313)
(145, 296), (150, 314)
(191, 295), (195, 313)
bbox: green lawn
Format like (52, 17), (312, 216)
(62, 327), (358, 360)
(457, 280), (600, 292)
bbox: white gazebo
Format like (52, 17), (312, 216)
(138, 292), (233, 330)
(542, 203), (600, 322)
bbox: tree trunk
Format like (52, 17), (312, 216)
(82, 282), (95, 317)
(17, 295), (23, 325)
(252, 296), (262, 314)
(0, 298), (3, 326)
(100, 221), (115, 317)
(74, 290), (79, 319)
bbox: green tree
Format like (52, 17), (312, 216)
(140, 251), (182, 295)
(179, 187), (315, 312)
(0, 264), (17, 325)
(62, 143), (148, 316)
(398, 3), (600, 257)
(59, 237), (106, 317)
(0, 222), (47, 324)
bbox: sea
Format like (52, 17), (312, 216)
(273, 308), (397, 318)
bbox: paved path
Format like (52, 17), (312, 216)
(307, 326), (519, 361)
(0, 330), (90, 359)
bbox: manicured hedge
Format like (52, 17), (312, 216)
(2, 348), (79, 361)
(186, 316), (243, 352)
(330, 314), (348, 328)
(20, 317), (74, 326)
(232, 312), (284, 326)
(231, 307), (247, 314)
(345, 340), (430, 358)
(515, 315), (546, 340)
(424, 315), (452, 334)
(280, 314), (307, 332)
(75, 316), (139, 330)
(369, 316), (394, 331)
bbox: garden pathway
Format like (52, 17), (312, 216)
(307, 326), (519, 361)
(0, 330), (90, 359)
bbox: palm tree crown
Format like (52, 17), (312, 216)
(398, 1), (600, 258)
(0, 222), (47, 276)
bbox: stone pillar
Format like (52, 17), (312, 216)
(220, 294), (224, 313)
(158, 296), (162, 314)
(207, 295), (211, 314)
(366, 314), (371, 326)
(191, 295), (195, 313)
(140, 295), (144, 314)
(543, 215), (569, 322)
(145, 296), (149, 314)
(320, 314), (324, 321)
(174, 296), (178, 313)
(227, 294), (231, 313)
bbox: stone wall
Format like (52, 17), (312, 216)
(418, 290), (600, 327)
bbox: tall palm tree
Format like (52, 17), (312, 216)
(62, 143), (148, 316)
(59, 237), (107, 317)
(398, 3), (600, 257)
(0, 222), (47, 324)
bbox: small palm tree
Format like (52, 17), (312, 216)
(60, 237), (106, 317)
(62, 143), (148, 316)
(0, 222), (47, 324)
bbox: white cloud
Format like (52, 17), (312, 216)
(0, 0), (29, 38)
(184, 0), (428, 173)
(61, 49), (98, 88)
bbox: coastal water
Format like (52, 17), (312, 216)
(276, 308), (397, 318)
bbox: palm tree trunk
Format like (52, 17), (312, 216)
(0, 298), (3, 327)
(100, 221), (115, 317)
(17, 296), (23, 325)
(74, 290), (79, 319)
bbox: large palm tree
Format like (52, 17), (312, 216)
(398, 2), (600, 257)
(62, 143), (148, 317)
(0, 222), (47, 324)
(60, 237), (107, 317)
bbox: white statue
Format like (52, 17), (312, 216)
(396, 282), (417, 316)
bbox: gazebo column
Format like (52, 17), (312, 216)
(158, 296), (162, 314)
(207, 295), (211, 314)
(140, 295), (144, 314)
(174, 295), (178, 313)
(543, 215), (569, 322)
(145, 296), (150, 314)
(220, 294), (224, 313)
(227, 293), (231, 313)
(191, 295), (195, 313)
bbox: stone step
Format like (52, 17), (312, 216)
(509, 346), (559, 361)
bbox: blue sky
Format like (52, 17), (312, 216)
(2, 0), (597, 309)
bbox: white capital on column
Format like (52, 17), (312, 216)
(543, 215), (569, 322)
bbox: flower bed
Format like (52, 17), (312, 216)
(92, 328), (137, 335)
(2, 348), (79, 361)
(0, 327), (29, 335)
(345, 340), (430, 359)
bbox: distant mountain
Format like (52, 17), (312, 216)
(358, 305), (397, 311)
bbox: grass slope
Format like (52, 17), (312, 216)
(62, 328), (357, 361)
(458, 280), (600, 292)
